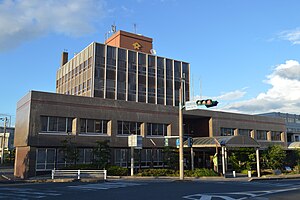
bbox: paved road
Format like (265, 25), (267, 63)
(1, 179), (300, 199)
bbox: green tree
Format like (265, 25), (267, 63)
(262, 145), (286, 170)
(93, 140), (111, 169)
(229, 148), (256, 171)
(163, 146), (179, 170)
(61, 136), (79, 165)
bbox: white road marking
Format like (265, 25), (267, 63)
(0, 187), (61, 199)
(68, 181), (144, 190)
(183, 187), (300, 200)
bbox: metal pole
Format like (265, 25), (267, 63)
(221, 146), (226, 177)
(256, 148), (261, 177)
(1, 117), (7, 164)
(130, 147), (134, 176)
(191, 147), (194, 171)
(179, 86), (184, 180)
(225, 147), (228, 171)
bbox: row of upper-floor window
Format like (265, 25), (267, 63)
(57, 57), (93, 88)
(95, 44), (189, 81)
(287, 127), (300, 133)
(286, 117), (300, 124)
(60, 79), (92, 95)
(40, 116), (168, 137)
(220, 127), (283, 141)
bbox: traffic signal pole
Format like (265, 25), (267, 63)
(179, 85), (184, 180)
(179, 73), (187, 180)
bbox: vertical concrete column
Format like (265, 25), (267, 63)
(209, 118), (214, 137)
(163, 58), (167, 105)
(167, 124), (172, 137)
(140, 123), (145, 137)
(256, 148), (261, 177)
(125, 50), (129, 101)
(267, 131), (272, 141)
(250, 130), (255, 139)
(72, 118), (80, 135)
(14, 146), (36, 179)
(281, 132), (287, 143)
(234, 129), (238, 136)
(115, 48), (118, 100)
(172, 60), (175, 106)
(103, 45), (107, 98)
(136, 51), (139, 102)
(146, 54), (148, 103)
(107, 120), (112, 136)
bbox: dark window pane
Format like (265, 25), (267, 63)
(48, 117), (58, 131)
(95, 120), (102, 133)
(80, 119), (86, 133)
(41, 116), (48, 132)
(57, 117), (66, 132)
(67, 118), (73, 132)
(87, 119), (95, 133)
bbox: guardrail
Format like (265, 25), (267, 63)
(51, 169), (107, 180)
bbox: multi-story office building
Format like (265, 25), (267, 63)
(14, 30), (287, 178)
(259, 112), (300, 142)
(56, 30), (190, 106)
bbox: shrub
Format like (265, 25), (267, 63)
(262, 145), (286, 170)
(137, 169), (177, 176)
(107, 166), (128, 176)
(185, 168), (218, 177)
(137, 168), (218, 177)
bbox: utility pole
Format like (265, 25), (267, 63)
(179, 74), (185, 180)
(1, 117), (7, 164)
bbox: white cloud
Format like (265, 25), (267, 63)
(192, 88), (247, 102)
(279, 28), (300, 45)
(215, 88), (247, 101)
(221, 60), (300, 114)
(0, 0), (106, 52)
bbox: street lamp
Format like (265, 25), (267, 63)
(0, 117), (7, 165)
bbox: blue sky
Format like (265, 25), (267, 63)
(1, 0), (300, 126)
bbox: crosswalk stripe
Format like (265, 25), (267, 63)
(68, 182), (143, 190)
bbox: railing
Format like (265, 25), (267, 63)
(51, 169), (107, 180)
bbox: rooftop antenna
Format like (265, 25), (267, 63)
(134, 23), (137, 34)
(199, 77), (202, 99)
(111, 23), (116, 33)
(191, 75), (194, 101)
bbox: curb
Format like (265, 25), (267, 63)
(249, 175), (300, 182)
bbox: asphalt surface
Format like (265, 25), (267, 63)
(2, 165), (300, 199)
(1, 179), (300, 199)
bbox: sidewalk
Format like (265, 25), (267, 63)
(2, 165), (300, 184)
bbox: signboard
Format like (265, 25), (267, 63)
(185, 99), (218, 110)
(185, 101), (198, 111)
(164, 138), (169, 146)
(128, 135), (142, 149)
(176, 138), (180, 148)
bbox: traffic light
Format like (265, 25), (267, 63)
(196, 99), (218, 108)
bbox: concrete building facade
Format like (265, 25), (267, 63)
(14, 30), (287, 178)
(259, 112), (300, 143)
(56, 30), (190, 106)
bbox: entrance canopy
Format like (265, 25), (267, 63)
(288, 142), (300, 149)
(186, 135), (260, 148)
